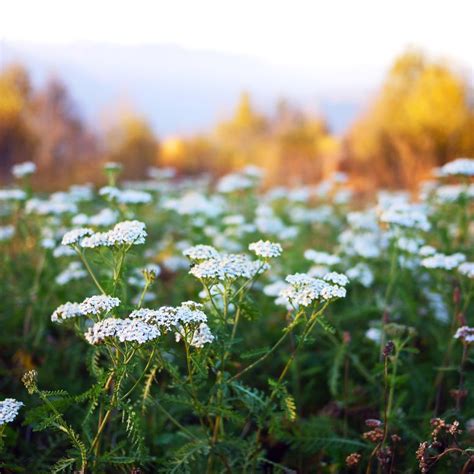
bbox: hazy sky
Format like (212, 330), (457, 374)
(1, 0), (473, 74)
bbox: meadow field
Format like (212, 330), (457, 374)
(0, 158), (473, 472)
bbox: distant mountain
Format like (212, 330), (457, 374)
(1, 41), (370, 136)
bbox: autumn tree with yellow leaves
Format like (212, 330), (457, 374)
(346, 50), (474, 188)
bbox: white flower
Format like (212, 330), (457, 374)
(365, 328), (382, 343)
(280, 273), (346, 307)
(99, 186), (152, 205)
(419, 245), (437, 257)
(189, 254), (267, 282)
(458, 262), (474, 278)
(26, 198), (77, 215)
(55, 262), (87, 286)
(249, 240), (282, 259)
(81, 221), (147, 248)
(104, 161), (122, 172)
(0, 225), (15, 242)
(421, 252), (466, 270)
(380, 203), (431, 232)
(130, 301), (207, 331)
(304, 250), (341, 266)
(51, 302), (84, 323)
(12, 161), (36, 178)
(217, 173), (254, 193)
(79, 295), (121, 315)
(183, 245), (220, 262)
(440, 158), (474, 177)
(323, 272), (349, 287)
(454, 326), (474, 343)
(72, 209), (119, 227)
(61, 228), (94, 246)
(346, 263), (374, 288)
(189, 323), (214, 348)
(84, 318), (160, 345)
(0, 398), (24, 425)
(0, 189), (27, 201)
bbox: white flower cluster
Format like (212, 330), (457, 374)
(55, 261), (87, 286)
(188, 323), (215, 348)
(434, 185), (474, 203)
(0, 225), (15, 242)
(51, 302), (84, 323)
(25, 198), (78, 215)
(323, 272), (350, 286)
(99, 186), (152, 205)
(148, 166), (176, 180)
(0, 398), (23, 425)
(440, 158), (474, 177)
(61, 228), (94, 246)
(458, 262), (474, 278)
(79, 295), (121, 315)
(72, 208), (118, 227)
(279, 272), (348, 307)
(190, 253), (267, 282)
(128, 301), (214, 348)
(81, 220), (147, 248)
(304, 250), (341, 266)
(12, 161), (36, 178)
(346, 263), (374, 288)
(249, 240), (282, 259)
(85, 317), (160, 344)
(163, 192), (223, 217)
(0, 189), (27, 201)
(216, 166), (262, 193)
(454, 326), (474, 343)
(183, 244), (220, 262)
(130, 301), (207, 330)
(380, 203), (431, 232)
(421, 252), (466, 270)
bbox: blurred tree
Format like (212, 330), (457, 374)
(30, 77), (98, 182)
(347, 50), (474, 188)
(105, 113), (159, 180)
(214, 92), (268, 171)
(0, 64), (37, 178)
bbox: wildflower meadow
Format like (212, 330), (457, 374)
(1, 158), (474, 473)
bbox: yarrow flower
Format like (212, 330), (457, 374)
(421, 252), (466, 270)
(440, 158), (474, 177)
(323, 272), (350, 287)
(0, 398), (24, 425)
(187, 323), (215, 348)
(454, 326), (474, 343)
(99, 186), (152, 205)
(12, 161), (36, 179)
(304, 250), (341, 266)
(80, 220), (147, 248)
(128, 301), (214, 348)
(55, 262), (87, 286)
(249, 240), (283, 259)
(189, 254), (267, 282)
(183, 244), (220, 262)
(61, 228), (94, 246)
(0, 189), (27, 201)
(458, 262), (474, 278)
(79, 295), (121, 315)
(51, 302), (84, 323)
(0, 225), (15, 242)
(84, 317), (160, 345)
(279, 272), (347, 307)
(380, 203), (431, 232)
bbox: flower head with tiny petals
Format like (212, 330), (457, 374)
(79, 295), (121, 316)
(249, 240), (282, 259)
(0, 398), (24, 425)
